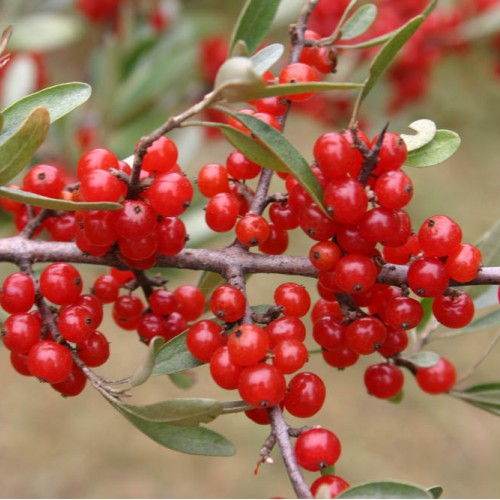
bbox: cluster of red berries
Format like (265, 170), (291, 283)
(1, 263), (109, 397)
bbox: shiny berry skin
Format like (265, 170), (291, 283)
(274, 283), (311, 317)
(309, 241), (341, 272)
(205, 192), (240, 232)
(93, 274), (120, 304)
(374, 169), (413, 209)
(57, 305), (95, 343)
(228, 324), (269, 366)
(27, 341), (73, 383)
(39, 263), (82, 305)
(294, 428), (341, 471)
(416, 357), (456, 394)
(174, 285), (205, 322)
(156, 217), (187, 256)
(377, 327), (409, 357)
(272, 339), (308, 374)
(79, 170), (124, 202)
(322, 345), (359, 369)
(186, 320), (225, 363)
(384, 297), (424, 330)
(407, 257), (449, 298)
(235, 214), (270, 247)
(80, 210), (118, 247)
(1, 272), (35, 314)
(110, 199), (157, 240)
(197, 163), (229, 197)
(209, 346), (243, 390)
(313, 316), (345, 350)
(10, 351), (32, 376)
(265, 316), (306, 348)
(258, 223), (289, 255)
(23, 164), (65, 198)
(226, 150), (261, 180)
(51, 364), (87, 397)
(299, 203), (339, 241)
(238, 363), (286, 407)
(148, 289), (179, 316)
(446, 243), (482, 282)
(76, 330), (110, 367)
(334, 254), (378, 294)
(137, 313), (169, 343)
(418, 215), (462, 257)
(311, 299), (342, 323)
(372, 132), (408, 173)
(364, 363), (404, 399)
(359, 207), (400, 243)
(284, 372), (326, 418)
(77, 148), (119, 178)
(141, 136), (178, 174)
(345, 316), (387, 355)
(146, 173), (193, 217)
(323, 178), (368, 224)
(313, 132), (352, 180)
(336, 224), (376, 255)
(432, 292), (475, 328)
(383, 232), (420, 265)
(210, 285), (246, 323)
(269, 202), (299, 230)
(310, 475), (350, 499)
(278, 62), (320, 101)
(2, 313), (41, 353)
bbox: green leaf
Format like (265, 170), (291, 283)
(416, 298), (434, 333)
(401, 119), (437, 152)
(119, 398), (224, 426)
(338, 481), (433, 499)
(340, 4), (377, 40)
(9, 12), (85, 52)
(130, 337), (166, 388)
(428, 486), (443, 499)
(404, 130), (461, 168)
(360, 15), (425, 102)
(229, 112), (329, 215)
(229, 0), (281, 55)
(153, 330), (204, 376)
(0, 107), (49, 186)
(451, 383), (500, 417)
(116, 406), (235, 456)
(0, 187), (123, 211)
(442, 309), (500, 338)
(197, 270), (225, 302)
(407, 351), (440, 368)
(0, 83), (91, 146)
(0, 112), (4, 133)
(473, 286), (499, 310)
(388, 390), (404, 404)
(247, 81), (364, 100)
(250, 43), (285, 75)
(190, 121), (288, 172)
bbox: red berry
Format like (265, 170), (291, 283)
(334, 254), (378, 294)
(149, 289), (179, 316)
(57, 305), (96, 343)
(295, 428), (341, 471)
(23, 164), (65, 198)
(446, 243), (482, 283)
(416, 357), (456, 394)
(209, 346), (243, 390)
(205, 192), (240, 232)
(77, 148), (119, 178)
(284, 372), (326, 418)
(272, 339), (308, 374)
(345, 316), (387, 355)
(226, 150), (261, 180)
(384, 297), (424, 330)
(364, 363), (404, 399)
(323, 178), (368, 224)
(235, 214), (270, 247)
(93, 274), (120, 304)
(407, 257), (449, 298)
(1, 272), (35, 314)
(278, 63), (320, 101)
(141, 136), (178, 174)
(258, 223), (289, 255)
(228, 324), (269, 366)
(51, 364), (87, 397)
(372, 132), (408, 173)
(274, 283), (311, 317)
(322, 345), (359, 369)
(210, 285), (246, 323)
(76, 330), (110, 367)
(313, 316), (345, 350)
(197, 163), (229, 197)
(309, 241), (341, 272)
(310, 475), (350, 498)
(39, 263), (82, 306)
(79, 170), (124, 202)
(374, 169), (413, 209)
(187, 320), (225, 363)
(313, 132), (352, 180)
(146, 173), (193, 217)
(238, 363), (286, 407)
(2, 313), (41, 353)
(432, 292), (474, 328)
(28, 341), (73, 383)
(174, 285), (205, 322)
(111, 200), (157, 240)
(418, 215), (462, 257)
(265, 316), (306, 348)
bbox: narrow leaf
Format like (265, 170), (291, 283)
(340, 4), (378, 40)
(229, 112), (328, 215)
(407, 351), (440, 368)
(0, 113), (4, 133)
(153, 330), (203, 376)
(250, 43), (284, 75)
(401, 119), (437, 151)
(0, 187), (123, 211)
(116, 406), (235, 456)
(0, 83), (91, 146)
(473, 286), (499, 310)
(169, 372), (196, 389)
(451, 383), (500, 417)
(130, 336), (165, 388)
(190, 121), (288, 172)
(229, 0), (281, 55)
(0, 107), (49, 186)
(338, 481), (433, 499)
(361, 15), (425, 102)
(197, 271), (225, 302)
(119, 398), (223, 426)
(405, 130), (461, 168)
(476, 219), (500, 267)
(436, 309), (500, 339)
(248, 81), (363, 100)
(416, 298), (433, 333)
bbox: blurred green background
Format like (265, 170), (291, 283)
(0, 0), (500, 498)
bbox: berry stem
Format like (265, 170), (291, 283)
(269, 405), (313, 499)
